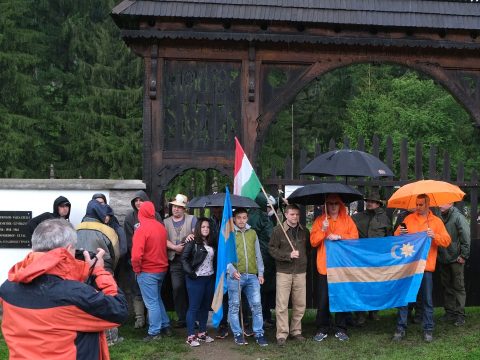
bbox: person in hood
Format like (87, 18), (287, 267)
(76, 199), (125, 346)
(310, 194), (359, 343)
(92, 193), (108, 205)
(123, 190), (163, 329)
(0, 218), (128, 360)
(131, 201), (171, 341)
(91, 193), (127, 260)
(77, 200), (120, 274)
(437, 202), (470, 327)
(26, 195), (71, 236)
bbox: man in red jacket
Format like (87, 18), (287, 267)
(131, 201), (171, 341)
(0, 218), (128, 360)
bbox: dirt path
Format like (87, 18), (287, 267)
(184, 340), (265, 360)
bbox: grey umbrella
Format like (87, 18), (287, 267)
(287, 183), (363, 205)
(300, 149), (394, 178)
(187, 192), (259, 209)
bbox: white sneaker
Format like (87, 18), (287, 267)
(197, 333), (214, 343)
(186, 336), (200, 347)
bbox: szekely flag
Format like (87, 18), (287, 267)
(234, 137), (262, 200)
(326, 232), (431, 312)
(211, 186), (237, 327)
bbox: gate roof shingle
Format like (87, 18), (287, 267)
(112, 0), (480, 30)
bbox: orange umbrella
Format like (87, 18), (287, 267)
(387, 180), (465, 209)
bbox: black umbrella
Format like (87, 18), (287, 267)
(187, 193), (259, 209)
(287, 183), (363, 205)
(300, 149), (394, 178)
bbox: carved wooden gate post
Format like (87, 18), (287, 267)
(112, 1), (480, 208)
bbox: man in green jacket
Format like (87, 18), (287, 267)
(438, 203), (470, 326)
(268, 204), (309, 346)
(352, 188), (392, 324)
(227, 208), (268, 347)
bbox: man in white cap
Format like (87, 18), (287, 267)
(164, 194), (197, 328)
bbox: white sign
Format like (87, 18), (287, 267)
(0, 189), (110, 283)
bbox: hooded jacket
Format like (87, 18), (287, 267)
(77, 200), (119, 272)
(438, 206), (470, 264)
(311, 203), (359, 275)
(123, 191), (163, 254)
(26, 196), (71, 236)
(131, 201), (169, 274)
(0, 247), (128, 360)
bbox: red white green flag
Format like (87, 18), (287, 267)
(234, 137), (262, 200)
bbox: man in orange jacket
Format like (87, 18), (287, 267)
(392, 194), (451, 343)
(0, 218), (128, 360)
(310, 194), (359, 342)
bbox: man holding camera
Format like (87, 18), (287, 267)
(392, 194), (451, 343)
(0, 219), (128, 360)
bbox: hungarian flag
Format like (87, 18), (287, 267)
(234, 137), (262, 200)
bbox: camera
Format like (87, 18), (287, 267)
(75, 249), (97, 261)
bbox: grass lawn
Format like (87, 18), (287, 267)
(1, 308), (480, 359)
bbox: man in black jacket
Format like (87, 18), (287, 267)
(26, 196), (71, 236)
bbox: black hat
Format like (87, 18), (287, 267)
(364, 188), (384, 204)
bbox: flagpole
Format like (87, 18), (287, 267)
(260, 186), (295, 251)
(238, 280), (246, 343)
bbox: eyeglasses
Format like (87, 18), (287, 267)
(326, 202), (340, 206)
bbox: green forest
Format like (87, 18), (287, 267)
(1, 0), (480, 194)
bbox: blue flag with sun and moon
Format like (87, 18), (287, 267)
(326, 232), (431, 312)
(211, 187), (238, 327)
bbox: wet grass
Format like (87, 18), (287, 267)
(1, 308), (480, 359)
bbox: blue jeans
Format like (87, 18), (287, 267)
(137, 272), (170, 336)
(227, 274), (264, 337)
(397, 271), (434, 331)
(185, 275), (215, 336)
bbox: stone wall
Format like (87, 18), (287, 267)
(0, 178), (146, 226)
